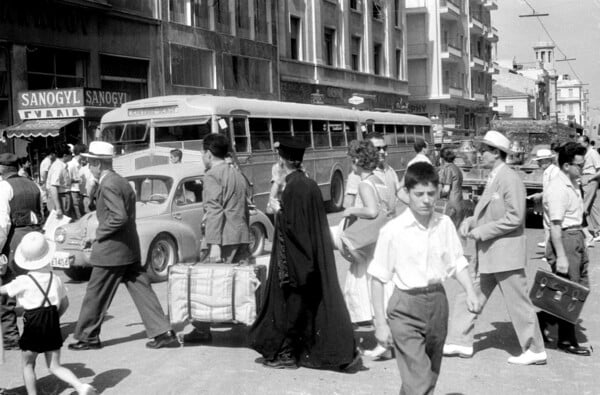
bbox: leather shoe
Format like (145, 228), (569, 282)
(68, 340), (102, 351)
(262, 356), (298, 369)
(557, 342), (591, 356)
(146, 331), (180, 349)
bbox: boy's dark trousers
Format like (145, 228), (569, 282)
(387, 284), (448, 395)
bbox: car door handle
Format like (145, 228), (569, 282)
(172, 213), (182, 220)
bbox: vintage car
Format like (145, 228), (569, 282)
(50, 163), (274, 282)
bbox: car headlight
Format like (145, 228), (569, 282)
(54, 227), (67, 244)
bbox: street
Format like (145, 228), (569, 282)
(1, 216), (599, 395)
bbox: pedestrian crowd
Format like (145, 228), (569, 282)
(0, 129), (594, 395)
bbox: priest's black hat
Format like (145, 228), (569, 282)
(275, 137), (307, 162)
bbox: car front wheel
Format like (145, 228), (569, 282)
(249, 223), (266, 257)
(146, 234), (177, 283)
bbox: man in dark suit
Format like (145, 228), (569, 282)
(180, 134), (252, 344)
(69, 141), (178, 350)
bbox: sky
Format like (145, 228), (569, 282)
(493, 0), (600, 130)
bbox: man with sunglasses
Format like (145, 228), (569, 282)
(344, 132), (401, 214)
(444, 130), (547, 365)
(538, 142), (591, 356)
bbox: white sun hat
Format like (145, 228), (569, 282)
(532, 148), (556, 161)
(480, 130), (513, 154)
(14, 231), (56, 271)
(82, 141), (115, 159)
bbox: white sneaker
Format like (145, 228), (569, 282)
(537, 242), (546, 248)
(507, 350), (547, 365)
(364, 344), (390, 359)
(442, 344), (473, 358)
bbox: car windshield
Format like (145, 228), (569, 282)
(126, 175), (173, 204)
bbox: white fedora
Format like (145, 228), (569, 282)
(82, 141), (115, 159)
(14, 231), (56, 271)
(532, 148), (556, 161)
(480, 130), (513, 154)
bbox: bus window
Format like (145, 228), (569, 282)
(423, 125), (431, 144)
(271, 118), (292, 146)
(154, 123), (210, 151)
(292, 119), (311, 147)
(375, 124), (385, 135)
(112, 123), (149, 155)
(249, 118), (271, 151)
(312, 120), (329, 148)
(102, 124), (124, 144)
(396, 125), (406, 144)
(345, 122), (357, 142)
(232, 117), (248, 153)
(406, 125), (416, 144)
(384, 125), (396, 145)
(329, 121), (345, 147)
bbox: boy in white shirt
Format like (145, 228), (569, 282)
(369, 162), (481, 395)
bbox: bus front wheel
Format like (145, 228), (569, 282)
(326, 172), (345, 212)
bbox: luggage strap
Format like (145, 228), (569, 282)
(28, 272), (54, 308)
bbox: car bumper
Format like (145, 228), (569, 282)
(51, 249), (91, 270)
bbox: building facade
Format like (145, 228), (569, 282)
(405, 0), (497, 134)
(277, 0), (409, 110)
(557, 74), (587, 128)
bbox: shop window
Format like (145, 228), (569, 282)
(223, 54), (271, 93)
(170, 45), (214, 88)
(27, 47), (87, 89)
(100, 55), (148, 101)
(255, 0), (269, 42)
(249, 117), (271, 151)
(169, 0), (210, 29)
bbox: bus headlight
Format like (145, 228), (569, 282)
(54, 227), (67, 244)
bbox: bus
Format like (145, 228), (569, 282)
(99, 95), (432, 212)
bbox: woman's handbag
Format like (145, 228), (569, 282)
(529, 269), (589, 324)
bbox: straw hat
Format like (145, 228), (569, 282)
(480, 130), (513, 154)
(532, 148), (555, 161)
(82, 141), (115, 159)
(14, 232), (56, 271)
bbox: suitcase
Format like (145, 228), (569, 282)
(529, 269), (589, 324)
(168, 262), (265, 326)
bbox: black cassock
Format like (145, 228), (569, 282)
(249, 170), (356, 370)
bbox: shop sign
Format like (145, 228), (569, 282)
(19, 88), (128, 111)
(408, 103), (427, 114)
(19, 107), (85, 120)
(348, 96), (364, 106)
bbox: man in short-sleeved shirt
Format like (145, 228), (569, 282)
(539, 142), (591, 356)
(46, 145), (72, 218)
(578, 135), (600, 236)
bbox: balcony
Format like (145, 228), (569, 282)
(486, 26), (498, 42)
(484, 0), (498, 10)
(440, 0), (461, 19)
(442, 84), (464, 98)
(470, 54), (486, 70)
(441, 41), (462, 62)
(407, 43), (429, 59)
(469, 14), (484, 32)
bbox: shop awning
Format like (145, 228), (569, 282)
(3, 118), (79, 139)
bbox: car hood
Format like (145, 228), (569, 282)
(136, 201), (165, 219)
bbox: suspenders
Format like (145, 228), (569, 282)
(27, 272), (54, 308)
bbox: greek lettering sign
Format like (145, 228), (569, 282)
(17, 88), (128, 119)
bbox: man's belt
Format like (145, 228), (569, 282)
(561, 225), (582, 231)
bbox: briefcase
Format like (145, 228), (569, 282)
(529, 269), (589, 324)
(167, 262), (263, 326)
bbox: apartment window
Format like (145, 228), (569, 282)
(100, 55), (148, 101)
(171, 44), (214, 88)
(505, 105), (513, 115)
(27, 46), (87, 89)
(290, 16), (301, 60)
(394, 0), (400, 27)
(223, 54), (272, 93)
(236, 0), (250, 36)
(216, 0), (230, 33)
(373, 0), (383, 20)
(350, 0), (360, 10)
(169, 0), (209, 29)
(569, 103), (574, 113)
(351, 36), (362, 71)
(0, 48), (10, 129)
(255, 0), (269, 42)
(373, 43), (382, 75)
(568, 88), (573, 97)
(395, 49), (402, 79)
(324, 28), (336, 66)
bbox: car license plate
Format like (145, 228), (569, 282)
(52, 252), (73, 269)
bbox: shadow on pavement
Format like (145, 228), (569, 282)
(88, 368), (131, 394)
(473, 322), (522, 355)
(100, 330), (147, 347)
(4, 363), (95, 395)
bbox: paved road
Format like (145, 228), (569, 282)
(1, 216), (599, 394)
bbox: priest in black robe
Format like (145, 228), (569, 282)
(250, 137), (360, 371)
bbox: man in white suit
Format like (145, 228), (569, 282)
(443, 131), (547, 365)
